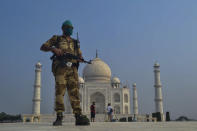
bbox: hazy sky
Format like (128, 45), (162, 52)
(0, 0), (197, 120)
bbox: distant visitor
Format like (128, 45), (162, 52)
(90, 102), (96, 122)
(107, 103), (113, 122)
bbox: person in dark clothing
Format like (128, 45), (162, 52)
(90, 102), (96, 122)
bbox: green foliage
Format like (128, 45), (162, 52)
(0, 112), (22, 123)
(25, 118), (30, 122)
(119, 117), (127, 122)
(176, 116), (189, 121)
(175, 116), (197, 121)
(128, 116), (132, 122)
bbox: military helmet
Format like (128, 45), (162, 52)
(62, 20), (73, 28)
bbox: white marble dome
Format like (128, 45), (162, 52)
(133, 83), (136, 87)
(83, 57), (111, 82)
(78, 76), (84, 84)
(112, 77), (120, 84)
(36, 62), (42, 68)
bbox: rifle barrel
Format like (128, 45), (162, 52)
(51, 53), (91, 64)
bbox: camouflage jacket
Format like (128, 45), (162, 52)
(41, 35), (82, 72)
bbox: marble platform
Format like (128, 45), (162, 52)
(0, 122), (197, 131)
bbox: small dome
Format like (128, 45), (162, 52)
(112, 77), (120, 84)
(78, 76), (84, 84)
(133, 83), (136, 87)
(36, 62), (42, 68)
(83, 57), (111, 82)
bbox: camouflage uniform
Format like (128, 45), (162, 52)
(42, 35), (82, 115)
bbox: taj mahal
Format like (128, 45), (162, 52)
(23, 53), (165, 122)
(65, 55), (131, 115)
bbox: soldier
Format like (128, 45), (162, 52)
(40, 20), (90, 126)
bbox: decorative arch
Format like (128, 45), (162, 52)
(90, 92), (105, 114)
(114, 93), (120, 103)
(114, 105), (120, 114)
(125, 105), (128, 114)
(79, 93), (82, 109)
(124, 94), (128, 103)
(79, 93), (82, 102)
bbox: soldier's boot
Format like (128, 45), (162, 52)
(75, 113), (90, 126)
(53, 112), (63, 126)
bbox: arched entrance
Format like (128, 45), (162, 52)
(125, 105), (128, 114)
(90, 92), (105, 114)
(114, 105), (120, 114)
(124, 94), (128, 103)
(79, 93), (82, 110)
(114, 93), (120, 103)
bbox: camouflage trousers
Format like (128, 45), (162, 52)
(53, 66), (81, 114)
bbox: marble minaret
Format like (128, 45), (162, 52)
(132, 83), (139, 116)
(153, 62), (165, 121)
(32, 62), (42, 115)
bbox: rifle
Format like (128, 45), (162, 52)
(50, 53), (92, 64)
(50, 33), (91, 67)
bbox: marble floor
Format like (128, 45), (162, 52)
(0, 122), (197, 131)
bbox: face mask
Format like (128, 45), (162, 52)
(64, 28), (73, 36)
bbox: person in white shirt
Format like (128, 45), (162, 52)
(107, 103), (113, 122)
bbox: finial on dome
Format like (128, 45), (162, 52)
(96, 49), (98, 58)
(36, 61), (41, 66)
